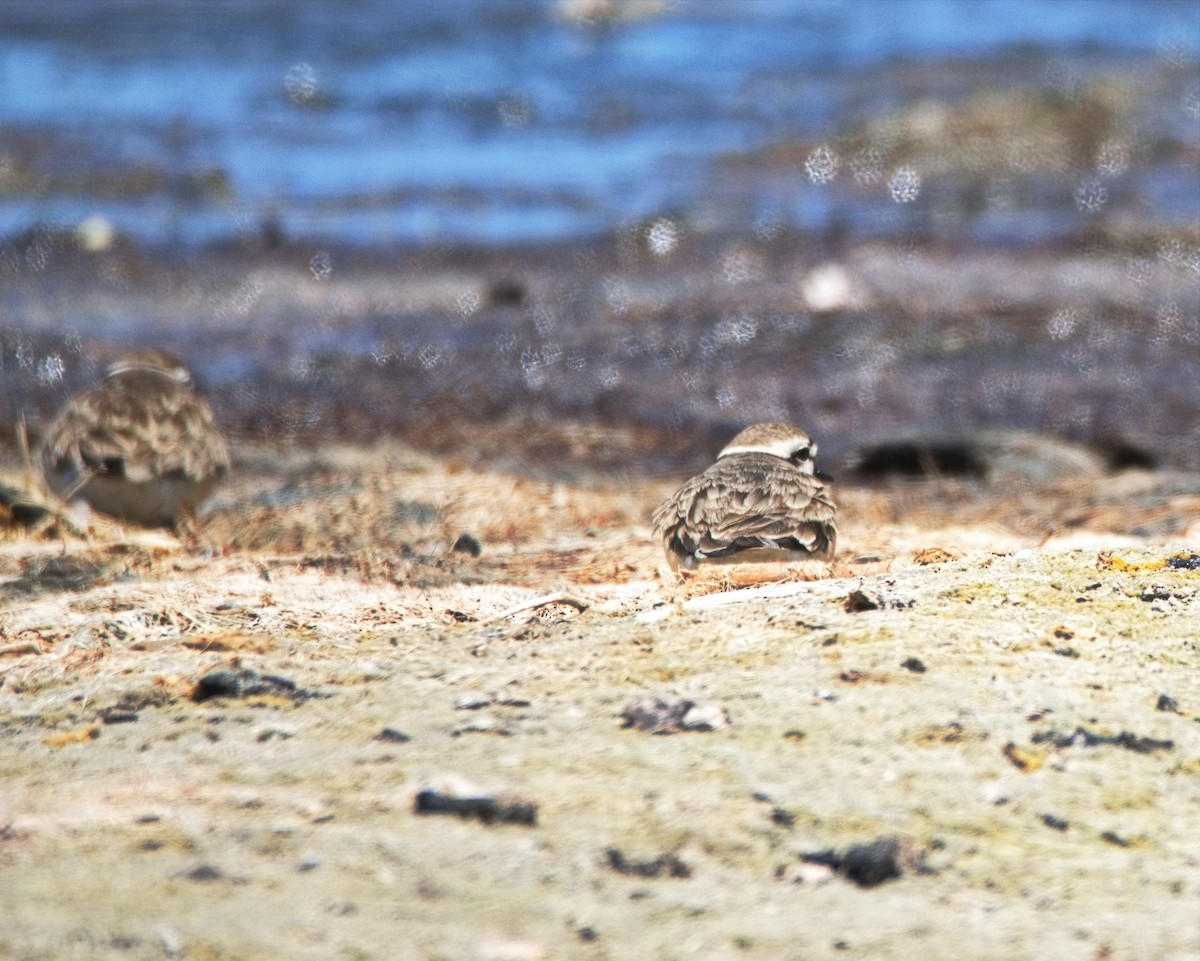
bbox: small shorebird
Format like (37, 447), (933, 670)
(39, 349), (230, 527)
(652, 422), (837, 572)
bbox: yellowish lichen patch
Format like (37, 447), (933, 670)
(1097, 551), (1166, 573)
(42, 724), (101, 748)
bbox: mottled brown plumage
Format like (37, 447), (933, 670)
(652, 422), (837, 571)
(39, 349), (230, 527)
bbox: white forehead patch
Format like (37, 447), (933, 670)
(719, 435), (815, 461)
(107, 358), (192, 383)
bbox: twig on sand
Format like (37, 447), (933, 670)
(476, 592), (589, 625)
(681, 580), (816, 611)
(0, 638), (45, 657)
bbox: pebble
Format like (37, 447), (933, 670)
(478, 939), (546, 961)
(451, 533), (482, 557)
(635, 605), (673, 625)
(453, 713), (507, 736)
(413, 773), (537, 826)
(619, 696), (730, 734)
(779, 860), (835, 886)
(605, 847), (692, 879)
(798, 836), (918, 888)
(155, 925), (184, 958)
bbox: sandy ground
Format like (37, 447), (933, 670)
(2, 49), (1198, 959)
(1, 439), (1198, 961)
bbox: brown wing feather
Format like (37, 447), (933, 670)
(653, 453), (837, 567)
(41, 370), (229, 484)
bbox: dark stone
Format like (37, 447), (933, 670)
(605, 848), (692, 879)
(19, 554), (107, 593)
(843, 590), (879, 613)
(800, 835), (916, 888)
(1094, 437), (1158, 471)
(452, 533), (483, 557)
(852, 441), (986, 479)
(413, 789), (537, 827)
(192, 670), (243, 700)
(487, 278), (526, 307)
(900, 657), (927, 673)
(192, 668), (309, 703)
(99, 709), (139, 724)
(771, 808), (796, 828)
(1031, 726), (1174, 754)
(618, 695), (728, 733)
(180, 864), (225, 882)
(838, 838), (904, 887)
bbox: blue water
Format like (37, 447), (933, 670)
(0, 0), (1196, 247)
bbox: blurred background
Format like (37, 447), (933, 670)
(1, 0), (1198, 477)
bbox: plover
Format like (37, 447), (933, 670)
(39, 348), (230, 527)
(652, 422), (837, 571)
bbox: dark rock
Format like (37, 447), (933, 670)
(19, 554), (107, 594)
(1093, 436), (1158, 471)
(839, 838), (906, 887)
(176, 864), (237, 883)
(98, 709), (139, 724)
(770, 808), (796, 828)
(192, 668), (311, 703)
(0, 478), (52, 528)
(487, 278), (526, 307)
(843, 590), (879, 612)
(900, 657), (927, 673)
(192, 670), (244, 700)
(413, 789), (537, 826)
(605, 848), (692, 879)
(619, 696), (729, 733)
(852, 440), (986, 479)
(452, 533), (482, 557)
(1031, 726), (1174, 754)
(799, 836), (921, 888)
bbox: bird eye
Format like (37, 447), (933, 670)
(790, 446), (811, 465)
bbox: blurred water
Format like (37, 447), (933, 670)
(0, 0), (1196, 247)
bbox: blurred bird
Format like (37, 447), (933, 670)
(652, 422), (838, 572)
(39, 348), (230, 527)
